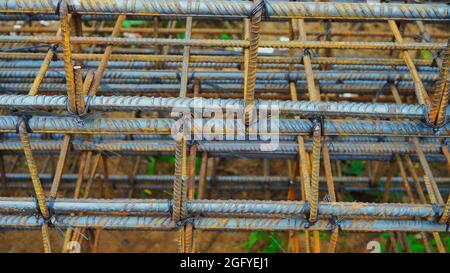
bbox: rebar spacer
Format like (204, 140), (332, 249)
(49, 44), (59, 61)
(301, 201), (312, 228)
(176, 216), (196, 228)
(34, 196), (55, 228)
(431, 203), (442, 219)
(65, 95), (93, 118)
(310, 117), (324, 137)
(167, 199), (173, 218)
(329, 216), (343, 232)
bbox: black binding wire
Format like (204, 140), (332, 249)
(49, 44), (59, 61)
(423, 104), (449, 132)
(55, 0), (63, 15)
(301, 201), (311, 228)
(176, 216), (196, 228)
(431, 203), (442, 219)
(65, 95), (93, 118)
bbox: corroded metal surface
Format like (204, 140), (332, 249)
(0, 0), (448, 253)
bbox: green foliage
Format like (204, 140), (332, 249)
(344, 160), (364, 176)
(122, 20), (147, 28)
(140, 189), (152, 199)
(160, 155), (176, 164)
(243, 231), (286, 253)
(195, 157), (202, 175)
(421, 50), (433, 60)
(219, 33), (231, 40)
(280, 114), (295, 119)
(368, 191), (384, 201)
(176, 33), (186, 39)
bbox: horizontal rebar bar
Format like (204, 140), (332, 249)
(0, 25), (448, 39)
(3, 181), (450, 194)
(0, 52), (436, 67)
(0, 61), (439, 72)
(0, 82), (430, 96)
(0, 1), (448, 20)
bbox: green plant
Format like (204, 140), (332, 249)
(195, 157), (201, 174)
(160, 155), (176, 164)
(421, 50), (433, 60)
(379, 232), (430, 253)
(140, 189), (152, 199)
(319, 231), (331, 240)
(407, 234), (425, 253)
(219, 33), (231, 40)
(176, 33), (185, 39)
(147, 156), (156, 175)
(379, 232), (389, 253)
(243, 231), (286, 253)
(344, 160), (364, 176)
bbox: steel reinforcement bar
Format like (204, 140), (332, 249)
(1, 95), (448, 119)
(0, 139), (448, 155)
(0, 198), (445, 219)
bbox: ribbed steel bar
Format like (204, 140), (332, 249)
(4, 173), (450, 186)
(0, 60), (439, 71)
(0, 82), (434, 97)
(0, 1), (448, 20)
(0, 52), (436, 67)
(428, 40), (449, 127)
(0, 95), (447, 119)
(1, 35), (447, 50)
(0, 70), (441, 82)
(0, 115), (448, 137)
(2, 139), (447, 161)
(0, 215), (446, 232)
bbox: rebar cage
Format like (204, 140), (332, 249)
(0, 0), (448, 253)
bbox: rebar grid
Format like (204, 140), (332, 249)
(0, 0), (448, 253)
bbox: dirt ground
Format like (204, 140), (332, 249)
(1, 156), (447, 253)
(0, 230), (381, 253)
